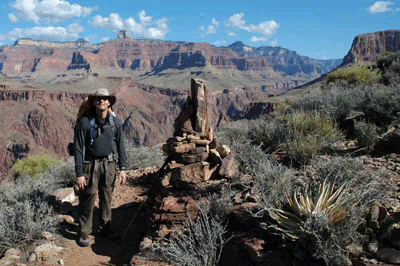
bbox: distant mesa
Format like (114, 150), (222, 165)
(0, 29), (345, 84)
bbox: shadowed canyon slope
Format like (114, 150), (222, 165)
(0, 77), (277, 180)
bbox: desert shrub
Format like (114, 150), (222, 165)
(309, 156), (389, 204)
(215, 121), (250, 149)
(270, 180), (357, 265)
(234, 142), (302, 212)
(269, 156), (390, 265)
(206, 189), (233, 224)
(298, 80), (400, 130)
(0, 173), (60, 254)
(296, 82), (359, 122)
(247, 118), (288, 152)
(43, 160), (76, 188)
(353, 120), (378, 151)
(357, 83), (400, 127)
(1, 174), (57, 206)
(151, 197), (229, 266)
(281, 111), (343, 165)
(377, 51), (400, 85)
(125, 142), (165, 170)
(325, 65), (381, 85)
(0, 200), (58, 254)
(12, 154), (58, 179)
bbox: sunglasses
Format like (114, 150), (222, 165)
(95, 96), (109, 101)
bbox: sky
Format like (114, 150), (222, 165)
(0, 0), (398, 60)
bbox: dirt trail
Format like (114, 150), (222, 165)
(58, 174), (150, 266)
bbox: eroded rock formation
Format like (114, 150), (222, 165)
(342, 30), (400, 65)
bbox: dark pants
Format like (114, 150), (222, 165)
(79, 159), (116, 235)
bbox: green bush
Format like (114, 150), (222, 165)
(354, 120), (378, 151)
(326, 65), (381, 85)
(281, 111), (344, 165)
(12, 154), (58, 179)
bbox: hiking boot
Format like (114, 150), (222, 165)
(77, 232), (90, 247)
(99, 223), (120, 241)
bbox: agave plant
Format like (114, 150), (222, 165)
(270, 179), (356, 240)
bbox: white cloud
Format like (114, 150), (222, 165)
(200, 18), (220, 37)
(226, 13), (279, 36)
(102, 37), (110, 42)
(205, 25), (217, 35)
(368, 1), (394, 13)
(250, 36), (267, 43)
(8, 0), (98, 24)
(90, 11), (169, 39)
(228, 32), (236, 36)
(84, 34), (96, 42)
(269, 39), (278, 46)
(211, 18), (220, 26)
(0, 22), (84, 41)
(213, 40), (226, 46)
(8, 13), (18, 22)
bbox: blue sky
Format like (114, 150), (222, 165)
(0, 0), (398, 60)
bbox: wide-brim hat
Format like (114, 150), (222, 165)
(88, 88), (116, 106)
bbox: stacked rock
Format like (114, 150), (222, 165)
(161, 78), (236, 188)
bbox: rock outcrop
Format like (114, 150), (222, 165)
(342, 30), (400, 66)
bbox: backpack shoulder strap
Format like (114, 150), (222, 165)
(89, 117), (95, 145)
(108, 113), (118, 157)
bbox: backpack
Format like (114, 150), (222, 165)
(67, 98), (117, 157)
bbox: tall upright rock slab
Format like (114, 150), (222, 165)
(191, 78), (209, 137)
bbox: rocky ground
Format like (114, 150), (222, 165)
(1, 151), (400, 266)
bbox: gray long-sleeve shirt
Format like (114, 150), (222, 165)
(74, 113), (126, 177)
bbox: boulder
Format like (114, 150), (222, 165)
(34, 243), (63, 261)
(218, 151), (238, 178)
(217, 144), (231, 158)
(376, 248), (400, 264)
(209, 149), (223, 164)
(51, 187), (76, 203)
(374, 128), (400, 154)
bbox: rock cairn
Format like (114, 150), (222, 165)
(161, 78), (236, 188)
(143, 78), (238, 240)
